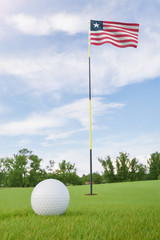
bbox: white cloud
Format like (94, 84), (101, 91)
(0, 112), (63, 136)
(0, 51), (88, 94)
(136, 154), (150, 166)
(46, 129), (84, 141)
(40, 147), (90, 176)
(6, 13), (87, 35)
(1, 14), (160, 97)
(18, 138), (32, 147)
(93, 132), (160, 165)
(0, 98), (124, 137)
(0, 2), (160, 96)
(39, 132), (160, 176)
(0, 33), (160, 98)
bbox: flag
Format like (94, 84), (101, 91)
(89, 20), (139, 48)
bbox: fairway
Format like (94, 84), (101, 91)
(0, 181), (160, 240)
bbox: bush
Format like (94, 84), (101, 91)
(158, 175), (160, 180)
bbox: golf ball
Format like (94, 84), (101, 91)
(31, 179), (70, 215)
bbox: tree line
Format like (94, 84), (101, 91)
(0, 149), (160, 187)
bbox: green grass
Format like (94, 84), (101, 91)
(0, 181), (160, 240)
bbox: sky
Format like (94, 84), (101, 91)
(0, 0), (160, 176)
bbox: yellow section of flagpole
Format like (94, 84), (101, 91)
(89, 99), (92, 149)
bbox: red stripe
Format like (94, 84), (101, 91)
(103, 21), (139, 27)
(91, 37), (138, 44)
(102, 29), (139, 35)
(91, 41), (138, 48)
(91, 32), (138, 40)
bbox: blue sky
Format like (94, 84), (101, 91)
(0, 0), (160, 175)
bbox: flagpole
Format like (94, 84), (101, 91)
(88, 20), (92, 195)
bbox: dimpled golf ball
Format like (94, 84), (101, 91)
(31, 179), (70, 215)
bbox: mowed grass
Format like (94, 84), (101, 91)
(0, 181), (160, 240)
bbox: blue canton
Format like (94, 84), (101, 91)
(90, 20), (103, 31)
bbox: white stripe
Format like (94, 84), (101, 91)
(103, 26), (138, 32)
(90, 38), (138, 46)
(103, 27), (138, 35)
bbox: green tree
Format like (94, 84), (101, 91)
(81, 172), (102, 184)
(0, 149), (47, 187)
(81, 174), (90, 184)
(129, 158), (138, 181)
(46, 160), (55, 173)
(0, 157), (14, 186)
(56, 160), (80, 185)
(67, 172), (82, 185)
(98, 156), (114, 183)
(92, 172), (103, 184)
(28, 154), (43, 186)
(136, 163), (147, 180)
(116, 152), (129, 182)
(11, 149), (32, 187)
(147, 152), (160, 180)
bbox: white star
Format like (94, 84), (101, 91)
(93, 22), (99, 28)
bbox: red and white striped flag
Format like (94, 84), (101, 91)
(89, 20), (139, 48)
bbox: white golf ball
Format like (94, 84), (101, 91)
(31, 179), (70, 215)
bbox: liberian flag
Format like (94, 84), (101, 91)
(89, 20), (139, 48)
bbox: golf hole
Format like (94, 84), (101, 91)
(84, 193), (98, 196)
